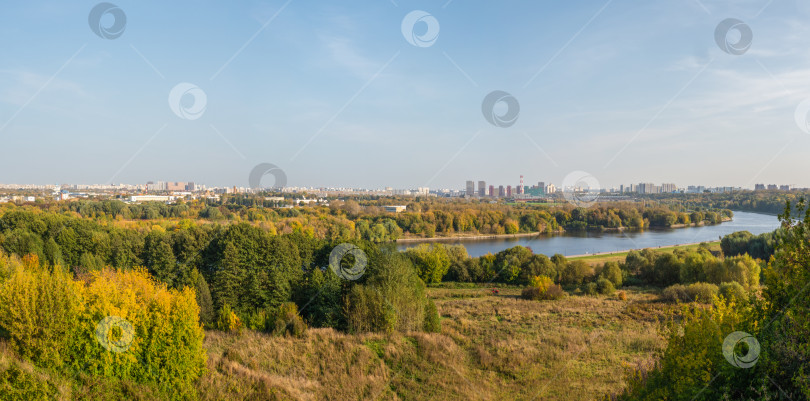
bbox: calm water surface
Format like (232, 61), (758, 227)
(396, 211), (781, 258)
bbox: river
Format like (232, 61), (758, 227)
(395, 211), (781, 258)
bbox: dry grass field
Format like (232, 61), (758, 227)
(198, 286), (672, 400)
(0, 286), (673, 400)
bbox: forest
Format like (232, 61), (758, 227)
(13, 195), (736, 243)
(0, 197), (805, 399)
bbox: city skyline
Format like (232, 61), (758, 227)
(0, 175), (802, 194)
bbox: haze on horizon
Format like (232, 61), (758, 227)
(0, 0), (809, 190)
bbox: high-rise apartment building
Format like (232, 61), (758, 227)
(466, 181), (475, 196)
(478, 181), (487, 197)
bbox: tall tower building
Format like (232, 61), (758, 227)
(466, 181), (474, 196)
(519, 175), (524, 194)
(478, 181), (487, 197)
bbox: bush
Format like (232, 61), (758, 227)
(265, 302), (306, 337)
(543, 284), (566, 300)
(596, 278), (616, 295)
(216, 304), (243, 333)
(616, 290), (627, 301)
(423, 298), (441, 333)
(0, 255), (206, 397)
(661, 284), (688, 303)
(661, 282), (718, 303)
(244, 309), (267, 331)
(0, 353), (61, 400)
(404, 244), (451, 284)
(358, 252), (429, 332)
(528, 275), (553, 292)
(522, 275), (566, 301)
(686, 282), (719, 303)
(345, 285), (397, 334)
(583, 282), (598, 296)
(719, 281), (748, 305)
(522, 275), (565, 301)
(559, 261), (593, 286)
(599, 261), (623, 287)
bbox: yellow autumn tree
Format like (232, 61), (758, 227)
(0, 251), (206, 397)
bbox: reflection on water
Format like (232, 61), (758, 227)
(396, 211), (781, 258)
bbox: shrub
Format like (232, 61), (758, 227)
(596, 278), (616, 295)
(599, 262), (623, 287)
(584, 282), (598, 296)
(522, 275), (566, 301)
(543, 284), (566, 300)
(404, 244), (451, 284)
(0, 351), (61, 400)
(718, 281), (748, 305)
(651, 253), (681, 286)
(559, 261), (593, 286)
(521, 286), (543, 300)
(423, 298), (441, 333)
(661, 282), (718, 303)
(345, 285), (396, 334)
(244, 309), (267, 331)
(356, 252), (428, 332)
(216, 304), (242, 333)
(616, 290), (627, 301)
(661, 284), (688, 303)
(686, 282), (718, 303)
(265, 302), (306, 337)
(528, 275), (553, 292)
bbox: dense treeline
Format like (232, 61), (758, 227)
(403, 240), (760, 303)
(612, 200), (810, 399)
(0, 196), (801, 399)
(13, 196), (733, 242)
(0, 204), (752, 319)
(650, 190), (810, 216)
(720, 229), (780, 260)
(0, 206), (438, 337)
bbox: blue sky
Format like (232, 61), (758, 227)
(1, 0), (809, 189)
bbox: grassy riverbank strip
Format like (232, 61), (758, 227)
(568, 241), (722, 266)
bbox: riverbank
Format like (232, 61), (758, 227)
(396, 232), (542, 243)
(568, 241), (722, 266)
(395, 218), (732, 243)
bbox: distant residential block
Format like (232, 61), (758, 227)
(129, 195), (176, 203)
